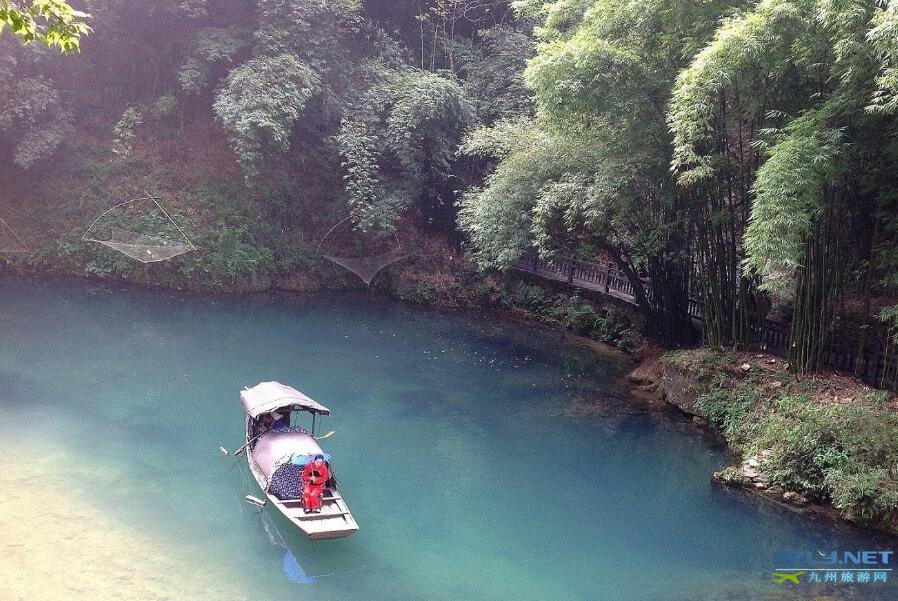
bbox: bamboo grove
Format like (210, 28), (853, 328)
(459, 0), (898, 380)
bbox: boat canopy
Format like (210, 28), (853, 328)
(240, 381), (331, 418)
(253, 429), (324, 482)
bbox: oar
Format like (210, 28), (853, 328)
(245, 495), (267, 507)
(221, 431), (266, 456)
(315, 430), (336, 440)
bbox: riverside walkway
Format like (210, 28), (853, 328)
(511, 253), (897, 390)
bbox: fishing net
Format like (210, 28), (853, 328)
(89, 227), (195, 263)
(0, 215), (29, 254)
(317, 218), (408, 285)
(82, 192), (196, 263)
(322, 248), (408, 286)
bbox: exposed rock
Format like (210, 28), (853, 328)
(692, 415), (707, 425)
(713, 466), (747, 485)
(741, 466), (761, 480)
(740, 363), (752, 373)
(783, 491), (809, 506)
(659, 358), (711, 417)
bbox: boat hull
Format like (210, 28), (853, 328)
(245, 428), (359, 540)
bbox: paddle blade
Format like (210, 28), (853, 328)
(219, 446), (229, 455)
(245, 495), (266, 507)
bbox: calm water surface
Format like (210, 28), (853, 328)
(0, 275), (893, 600)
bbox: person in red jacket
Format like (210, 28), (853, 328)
(301, 454), (329, 513)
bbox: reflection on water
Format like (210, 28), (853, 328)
(0, 275), (894, 600)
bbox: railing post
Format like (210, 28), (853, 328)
(604, 263), (610, 294)
(568, 259), (574, 284)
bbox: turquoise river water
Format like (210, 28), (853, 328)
(0, 275), (893, 601)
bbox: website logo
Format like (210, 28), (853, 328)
(772, 550), (893, 585)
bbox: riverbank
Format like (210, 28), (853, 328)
(643, 348), (898, 538)
(1, 122), (645, 352)
(2, 242), (645, 354)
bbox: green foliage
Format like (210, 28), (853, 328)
(0, 72), (72, 167)
(557, 293), (597, 333)
(668, 0), (807, 184)
(696, 382), (762, 444)
(178, 26), (246, 94)
(459, 0), (744, 343)
(0, 0), (91, 52)
(213, 53), (320, 174)
(458, 118), (588, 269)
(508, 281), (553, 316)
(176, 184), (272, 285)
(698, 375), (898, 524)
(337, 68), (473, 231)
(881, 304), (898, 345)
(750, 397), (898, 522)
(670, 0), (898, 300)
(112, 106), (143, 156)
(455, 24), (534, 123)
(867, 1), (898, 114)
(254, 0), (361, 62)
(194, 224), (274, 286)
(152, 95), (178, 118)
(396, 281), (438, 304)
(743, 114), (846, 294)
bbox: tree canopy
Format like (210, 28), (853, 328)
(0, 0), (90, 51)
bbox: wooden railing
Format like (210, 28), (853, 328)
(513, 253), (898, 390)
(760, 320), (898, 389)
(514, 254), (647, 305)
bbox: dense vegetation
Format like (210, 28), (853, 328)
(2, 0), (898, 383)
(663, 349), (898, 529)
(459, 0), (898, 377)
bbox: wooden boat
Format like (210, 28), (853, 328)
(241, 381), (359, 540)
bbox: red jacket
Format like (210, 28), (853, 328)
(302, 461), (329, 487)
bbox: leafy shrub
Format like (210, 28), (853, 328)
(508, 282), (553, 316)
(112, 106), (143, 155)
(474, 282), (496, 303)
(698, 380), (898, 524)
(152, 95), (178, 118)
(695, 382), (761, 443)
(193, 224), (273, 287)
(593, 307), (630, 346)
(558, 294), (598, 333)
(397, 282), (437, 304)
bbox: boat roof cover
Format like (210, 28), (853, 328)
(240, 381), (331, 418)
(253, 430), (324, 481)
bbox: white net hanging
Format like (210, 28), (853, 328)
(90, 227), (195, 263)
(322, 248), (408, 286)
(82, 192), (196, 263)
(317, 218), (408, 285)
(0, 215), (30, 254)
